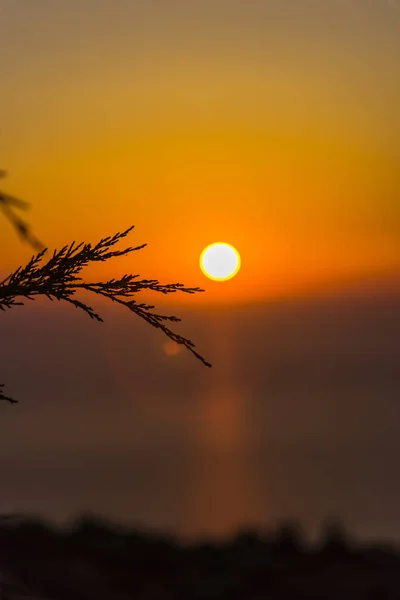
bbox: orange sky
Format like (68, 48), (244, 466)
(1, 0), (399, 305)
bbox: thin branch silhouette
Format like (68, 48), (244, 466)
(0, 383), (18, 404)
(0, 171), (44, 250)
(0, 226), (211, 403)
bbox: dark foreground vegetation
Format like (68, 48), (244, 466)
(0, 514), (400, 599)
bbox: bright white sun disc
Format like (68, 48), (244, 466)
(199, 242), (241, 281)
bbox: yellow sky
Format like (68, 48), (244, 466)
(1, 0), (399, 304)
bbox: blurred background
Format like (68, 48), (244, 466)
(0, 0), (399, 545)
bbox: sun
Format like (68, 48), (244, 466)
(199, 242), (241, 281)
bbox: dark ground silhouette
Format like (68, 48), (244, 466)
(1, 513), (400, 599)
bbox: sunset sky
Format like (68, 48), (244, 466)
(0, 1), (399, 541)
(1, 0), (399, 302)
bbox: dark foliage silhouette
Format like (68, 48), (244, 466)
(318, 518), (352, 556)
(1, 514), (400, 599)
(0, 172), (211, 404)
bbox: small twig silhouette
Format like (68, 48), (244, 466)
(0, 383), (18, 404)
(0, 226), (211, 403)
(0, 171), (44, 251)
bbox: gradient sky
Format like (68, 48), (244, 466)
(1, 0), (399, 302)
(0, 1), (399, 541)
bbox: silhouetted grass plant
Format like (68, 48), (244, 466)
(1, 174), (211, 404)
